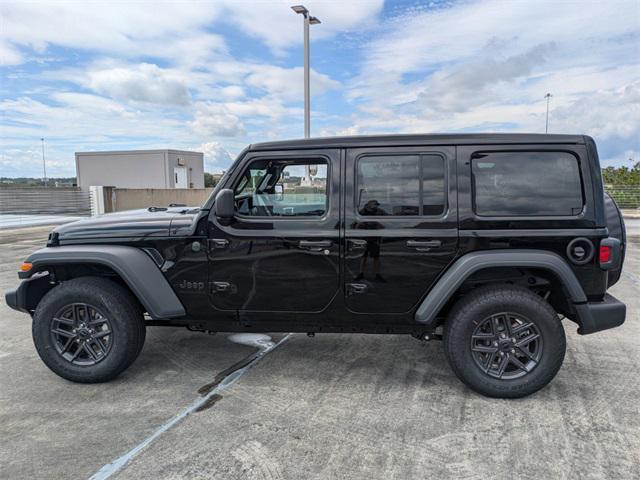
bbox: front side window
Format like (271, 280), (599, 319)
(357, 155), (446, 216)
(472, 151), (584, 216)
(235, 158), (328, 217)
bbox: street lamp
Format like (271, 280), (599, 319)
(291, 5), (321, 139)
(544, 93), (552, 134)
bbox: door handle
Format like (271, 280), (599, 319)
(347, 239), (368, 251)
(212, 281), (231, 292)
(298, 240), (333, 251)
(208, 238), (229, 251)
(406, 239), (442, 250)
(347, 283), (368, 295)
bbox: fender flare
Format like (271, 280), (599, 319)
(414, 249), (587, 326)
(24, 245), (185, 319)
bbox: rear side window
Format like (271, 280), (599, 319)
(357, 155), (446, 216)
(472, 151), (583, 217)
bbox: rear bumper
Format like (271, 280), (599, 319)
(574, 293), (626, 335)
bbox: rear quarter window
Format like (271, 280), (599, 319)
(472, 151), (584, 217)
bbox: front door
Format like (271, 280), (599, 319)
(344, 146), (458, 315)
(207, 149), (341, 317)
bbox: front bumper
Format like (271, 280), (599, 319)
(574, 293), (626, 335)
(5, 274), (51, 315)
(5, 283), (28, 313)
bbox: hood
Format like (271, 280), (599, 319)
(52, 206), (201, 243)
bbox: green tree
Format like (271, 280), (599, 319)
(602, 162), (640, 185)
(204, 172), (218, 188)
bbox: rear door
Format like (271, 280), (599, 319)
(344, 146), (458, 315)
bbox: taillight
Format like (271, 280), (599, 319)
(599, 245), (612, 264)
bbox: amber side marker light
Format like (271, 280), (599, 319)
(19, 262), (33, 273)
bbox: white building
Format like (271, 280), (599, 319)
(75, 149), (204, 190)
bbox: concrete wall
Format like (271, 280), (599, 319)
(101, 187), (211, 213)
(76, 150), (205, 190)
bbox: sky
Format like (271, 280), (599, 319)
(1, 0), (639, 177)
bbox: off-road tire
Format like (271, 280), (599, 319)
(32, 277), (146, 383)
(444, 285), (566, 398)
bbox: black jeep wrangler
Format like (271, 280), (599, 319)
(5, 134), (627, 398)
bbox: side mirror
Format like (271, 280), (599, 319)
(214, 189), (235, 219)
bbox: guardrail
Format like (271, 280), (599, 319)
(605, 185), (640, 209)
(0, 187), (91, 215)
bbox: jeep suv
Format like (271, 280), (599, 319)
(5, 134), (626, 398)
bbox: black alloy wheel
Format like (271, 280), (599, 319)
(50, 303), (114, 365)
(470, 312), (543, 380)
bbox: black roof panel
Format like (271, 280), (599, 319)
(250, 133), (585, 151)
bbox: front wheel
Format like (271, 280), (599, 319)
(444, 285), (566, 398)
(32, 277), (146, 383)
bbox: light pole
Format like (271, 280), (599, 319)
(291, 5), (320, 139)
(544, 93), (552, 133)
(41, 137), (47, 186)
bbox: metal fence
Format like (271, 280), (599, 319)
(605, 185), (640, 209)
(0, 187), (91, 215)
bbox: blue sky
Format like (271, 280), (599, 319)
(1, 0), (639, 177)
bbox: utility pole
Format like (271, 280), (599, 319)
(544, 93), (552, 133)
(41, 137), (47, 186)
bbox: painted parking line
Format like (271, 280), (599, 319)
(89, 333), (292, 480)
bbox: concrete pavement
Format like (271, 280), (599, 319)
(1, 226), (638, 479)
(624, 218), (640, 237)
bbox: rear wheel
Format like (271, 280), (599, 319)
(444, 285), (565, 398)
(32, 277), (146, 383)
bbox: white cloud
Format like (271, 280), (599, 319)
(2, 0), (638, 176)
(0, 40), (22, 66)
(551, 81), (640, 139)
(0, 0), (383, 64)
(220, 85), (245, 100)
(0, 147), (72, 177)
(340, 0), (640, 166)
(197, 141), (234, 172)
(410, 43), (556, 113)
(245, 65), (340, 101)
(188, 102), (245, 137)
(86, 63), (191, 106)
(0, 1), (226, 65)
(214, 0), (384, 55)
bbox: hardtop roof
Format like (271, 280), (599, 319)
(250, 133), (586, 151)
